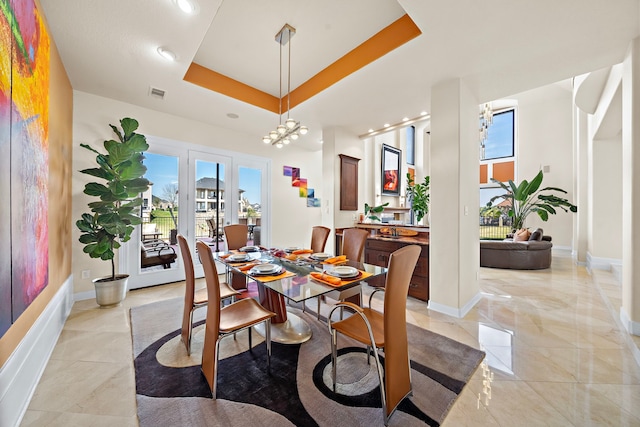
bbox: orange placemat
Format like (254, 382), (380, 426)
(310, 271), (372, 287)
(251, 270), (296, 283)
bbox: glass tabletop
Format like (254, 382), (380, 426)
(215, 250), (387, 303)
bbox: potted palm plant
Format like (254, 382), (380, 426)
(76, 118), (150, 306)
(406, 173), (430, 224)
(487, 170), (577, 230)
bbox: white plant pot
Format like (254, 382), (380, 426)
(93, 275), (129, 307)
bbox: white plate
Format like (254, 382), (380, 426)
(328, 266), (359, 278)
(227, 254), (249, 262)
(311, 252), (331, 260)
(284, 247), (301, 253)
(239, 245), (260, 252)
(250, 264), (281, 275)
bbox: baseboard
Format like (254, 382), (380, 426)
(427, 292), (482, 319)
(619, 308), (640, 367)
(586, 252), (622, 274)
(0, 275), (73, 427)
(551, 246), (572, 256)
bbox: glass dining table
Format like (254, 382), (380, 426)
(215, 249), (387, 344)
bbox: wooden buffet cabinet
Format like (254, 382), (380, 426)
(335, 224), (430, 302)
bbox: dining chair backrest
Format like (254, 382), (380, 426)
(310, 226), (331, 253)
(224, 224), (248, 250)
(342, 228), (369, 262)
(382, 244), (421, 414)
(196, 241), (221, 334)
(177, 234), (195, 306)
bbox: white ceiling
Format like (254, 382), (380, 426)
(40, 0), (639, 151)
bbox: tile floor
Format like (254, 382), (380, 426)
(21, 255), (640, 426)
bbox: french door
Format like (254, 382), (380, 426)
(123, 137), (269, 290)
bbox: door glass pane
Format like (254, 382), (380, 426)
(239, 166), (262, 246)
(195, 160), (226, 256)
(141, 153), (179, 272)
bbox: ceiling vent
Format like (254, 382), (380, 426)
(149, 86), (165, 100)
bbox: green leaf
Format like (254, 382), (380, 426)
(84, 182), (110, 197)
(80, 143), (100, 155)
(104, 139), (133, 165)
(120, 118), (139, 138)
(125, 133), (149, 152)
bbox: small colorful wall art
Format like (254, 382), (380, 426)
(283, 166), (320, 207)
(0, 0), (51, 337)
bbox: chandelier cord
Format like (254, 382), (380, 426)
(279, 33), (283, 125)
(287, 29), (291, 120)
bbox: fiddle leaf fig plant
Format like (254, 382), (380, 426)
(76, 118), (150, 281)
(364, 202), (389, 222)
(487, 170), (577, 230)
(406, 173), (430, 223)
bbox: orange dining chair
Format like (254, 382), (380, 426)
(327, 245), (421, 426)
(196, 241), (276, 398)
(310, 226), (331, 253)
(223, 224), (250, 290)
(317, 228), (370, 320)
(177, 234), (240, 355)
(224, 223), (249, 250)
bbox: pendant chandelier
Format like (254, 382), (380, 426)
(479, 102), (493, 160)
(262, 24), (308, 148)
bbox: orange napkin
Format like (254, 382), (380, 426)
(310, 272), (342, 286)
(323, 255), (347, 264)
(218, 253), (232, 259)
(285, 254), (299, 261)
(238, 262), (260, 271)
(292, 249), (313, 255)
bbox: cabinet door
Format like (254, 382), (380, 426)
(339, 154), (360, 210)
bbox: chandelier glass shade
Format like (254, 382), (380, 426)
(479, 102), (493, 160)
(262, 24), (308, 148)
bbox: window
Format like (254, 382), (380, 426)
(406, 126), (415, 165)
(482, 109), (514, 160)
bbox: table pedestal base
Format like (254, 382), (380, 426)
(253, 310), (312, 344)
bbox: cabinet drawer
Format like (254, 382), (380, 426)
(366, 239), (403, 252)
(408, 275), (428, 301)
(365, 249), (390, 267)
(413, 258), (428, 277)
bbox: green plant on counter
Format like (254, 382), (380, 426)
(406, 173), (430, 223)
(487, 170), (577, 230)
(364, 202), (389, 222)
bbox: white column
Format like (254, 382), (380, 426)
(573, 107), (589, 264)
(621, 37), (640, 335)
(428, 78), (481, 317)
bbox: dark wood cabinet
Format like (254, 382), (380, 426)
(364, 238), (429, 301)
(339, 154), (359, 211)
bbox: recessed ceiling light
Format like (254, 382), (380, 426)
(157, 47), (176, 61)
(368, 128), (374, 133)
(174, 0), (199, 14)
(383, 123), (390, 128)
(226, 113), (239, 119)
(420, 111), (428, 116)
(402, 117), (409, 122)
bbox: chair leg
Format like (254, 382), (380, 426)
(186, 308), (195, 356)
(317, 297), (321, 321)
(265, 319), (272, 373)
(369, 346), (388, 425)
(212, 338), (222, 400)
(331, 329), (338, 392)
(248, 326), (253, 350)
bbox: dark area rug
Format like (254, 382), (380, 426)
(131, 297), (484, 427)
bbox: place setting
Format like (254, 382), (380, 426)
(310, 265), (371, 287)
(246, 263), (296, 283)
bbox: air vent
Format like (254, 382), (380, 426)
(149, 87), (165, 100)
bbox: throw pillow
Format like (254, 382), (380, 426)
(529, 228), (544, 241)
(513, 228), (531, 242)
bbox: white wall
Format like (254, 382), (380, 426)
(513, 83), (575, 248)
(591, 138), (623, 259)
(72, 91), (322, 295)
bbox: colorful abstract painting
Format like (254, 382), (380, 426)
(0, 0), (50, 337)
(283, 166), (320, 208)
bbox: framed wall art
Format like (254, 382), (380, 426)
(381, 144), (401, 196)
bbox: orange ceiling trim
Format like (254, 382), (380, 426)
(184, 63), (280, 112)
(289, 14), (421, 109)
(183, 13), (421, 114)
